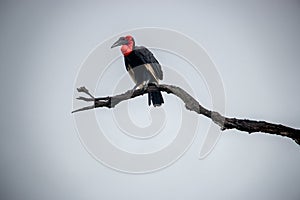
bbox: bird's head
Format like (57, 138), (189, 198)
(111, 35), (135, 56)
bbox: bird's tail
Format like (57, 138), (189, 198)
(148, 84), (164, 107)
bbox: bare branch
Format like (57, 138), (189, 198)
(76, 96), (94, 102)
(77, 87), (95, 99)
(72, 84), (300, 145)
(71, 105), (95, 113)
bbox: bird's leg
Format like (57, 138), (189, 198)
(143, 80), (150, 91)
(132, 84), (139, 91)
(132, 82), (144, 91)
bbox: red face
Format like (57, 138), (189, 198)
(121, 35), (134, 56)
(125, 35), (133, 42)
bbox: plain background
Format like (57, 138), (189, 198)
(1, 0), (300, 200)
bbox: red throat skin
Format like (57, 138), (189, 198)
(121, 40), (134, 56)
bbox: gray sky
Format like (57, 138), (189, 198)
(0, 0), (300, 200)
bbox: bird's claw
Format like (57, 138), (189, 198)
(143, 83), (148, 90)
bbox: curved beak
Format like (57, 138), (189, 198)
(111, 37), (128, 48)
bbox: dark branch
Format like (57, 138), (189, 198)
(72, 84), (300, 145)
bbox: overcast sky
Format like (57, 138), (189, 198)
(0, 1), (300, 200)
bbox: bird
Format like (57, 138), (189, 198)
(111, 35), (164, 107)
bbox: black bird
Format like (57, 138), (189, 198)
(111, 35), (164, 106)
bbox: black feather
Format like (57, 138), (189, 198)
(124, 46), (164, 106)
(124, 46), (163, 80)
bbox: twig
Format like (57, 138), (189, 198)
(72, 84), (300, 145)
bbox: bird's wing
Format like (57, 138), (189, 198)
(135, 46), (163, 80)
(124, 59), (137, 84)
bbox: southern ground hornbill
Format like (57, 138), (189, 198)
(111, 35), (164, 106)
